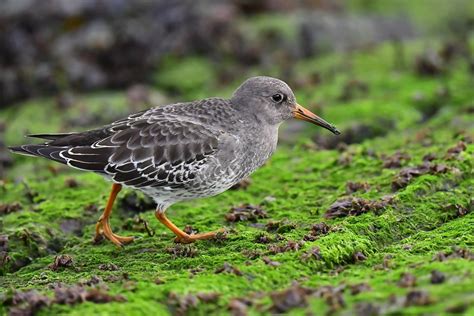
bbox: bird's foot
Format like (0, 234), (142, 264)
(94, 219), (134, 248)
(174, 228), (225, 244)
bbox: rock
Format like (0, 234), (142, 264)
(225, 204), (268, 222)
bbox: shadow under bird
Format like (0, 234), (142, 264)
(10, 76), (340, 247)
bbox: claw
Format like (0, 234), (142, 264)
(94, 218), (134, 247)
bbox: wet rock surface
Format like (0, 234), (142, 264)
(325, 197), (390, 219)
(0, 0), (416, 107)
(225, 204), (268, 222)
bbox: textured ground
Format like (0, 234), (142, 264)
(0, 40), (473, 315)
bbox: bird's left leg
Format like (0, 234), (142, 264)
(155, 209), (224, 244)
(94, 183), (134, 247)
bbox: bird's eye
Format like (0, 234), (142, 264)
(271, 93), (285, 103)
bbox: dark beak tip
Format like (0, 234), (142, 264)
(332, 127), (341, 135)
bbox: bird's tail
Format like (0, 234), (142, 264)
(26, 132), (75, 141)
(9, 132), (75, 161)
(9, 144), (68, 163)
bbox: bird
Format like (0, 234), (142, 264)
(9, 76), (340, 247)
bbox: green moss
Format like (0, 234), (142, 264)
(1, 133), (472, 314)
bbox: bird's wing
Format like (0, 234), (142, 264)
(61, 116), (222, 188)
(11, 105), (226, 189)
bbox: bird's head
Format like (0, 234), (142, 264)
(231, 76), (340, 135)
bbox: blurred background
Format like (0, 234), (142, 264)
(1, 0), (473, 179)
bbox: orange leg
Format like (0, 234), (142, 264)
(94, 183), (134, 247)
(155, 210), (224, 244)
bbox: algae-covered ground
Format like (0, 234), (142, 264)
(1, 39), (473, 315)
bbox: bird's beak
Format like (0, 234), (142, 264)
(293, 103), (340, 135)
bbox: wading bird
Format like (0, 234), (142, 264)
(10, 77), (340, 247)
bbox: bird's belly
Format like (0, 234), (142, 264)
(139, 175), (238, 210)
(145, 159), (252, 203)
(186, 164), (247, 196)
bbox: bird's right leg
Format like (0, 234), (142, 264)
(155, 209), (224, 243)
(94, 183), (134, 247)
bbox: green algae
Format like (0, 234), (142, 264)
(1, 39), (474, 315)
(153, 57), (218, 100)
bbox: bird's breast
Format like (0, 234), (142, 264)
(234, 124), (279, 175)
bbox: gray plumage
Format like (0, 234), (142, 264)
(10, 76), (339, 211)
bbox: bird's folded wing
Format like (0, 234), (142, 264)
(60, 118), (221, 188)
